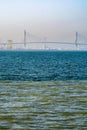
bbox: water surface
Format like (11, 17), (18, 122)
(0, 50), (87, 80)
(0, 51), (87, 129)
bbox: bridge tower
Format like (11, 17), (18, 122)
(75, 32), (78, 47)
(24, 30), (26, 47)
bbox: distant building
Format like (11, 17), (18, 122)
(7, 40), (12, 49)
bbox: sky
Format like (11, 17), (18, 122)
(0, 0), (87, 43)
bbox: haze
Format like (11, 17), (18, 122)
(0, 0), (87, 43)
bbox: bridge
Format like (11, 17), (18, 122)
(0, 31), (87, 50)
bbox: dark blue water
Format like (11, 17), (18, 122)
(0, 50), (87, 80)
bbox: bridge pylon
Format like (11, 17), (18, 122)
(24, 30), (26, 47)
(75, 32), (78, 47)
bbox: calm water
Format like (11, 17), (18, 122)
(0, 51), (87, 129)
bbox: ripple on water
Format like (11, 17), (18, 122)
(0, 80), (87, 129)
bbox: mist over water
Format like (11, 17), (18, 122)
(0, 51), (87, 129)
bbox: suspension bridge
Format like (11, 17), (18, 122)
(0, 31), (87, 50)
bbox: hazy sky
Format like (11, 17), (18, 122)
(0, 0), (87, 42)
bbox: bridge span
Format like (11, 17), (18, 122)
(0, 31), (87, 50)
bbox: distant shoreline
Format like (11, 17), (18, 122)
(0, 49), (87, 52)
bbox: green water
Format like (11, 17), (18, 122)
(0, 80), (87, 129)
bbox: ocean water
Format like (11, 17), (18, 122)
(0, 50), (87, 80)
(0, 50), (87, 129)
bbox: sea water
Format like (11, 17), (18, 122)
(0, 50), (87, 129)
